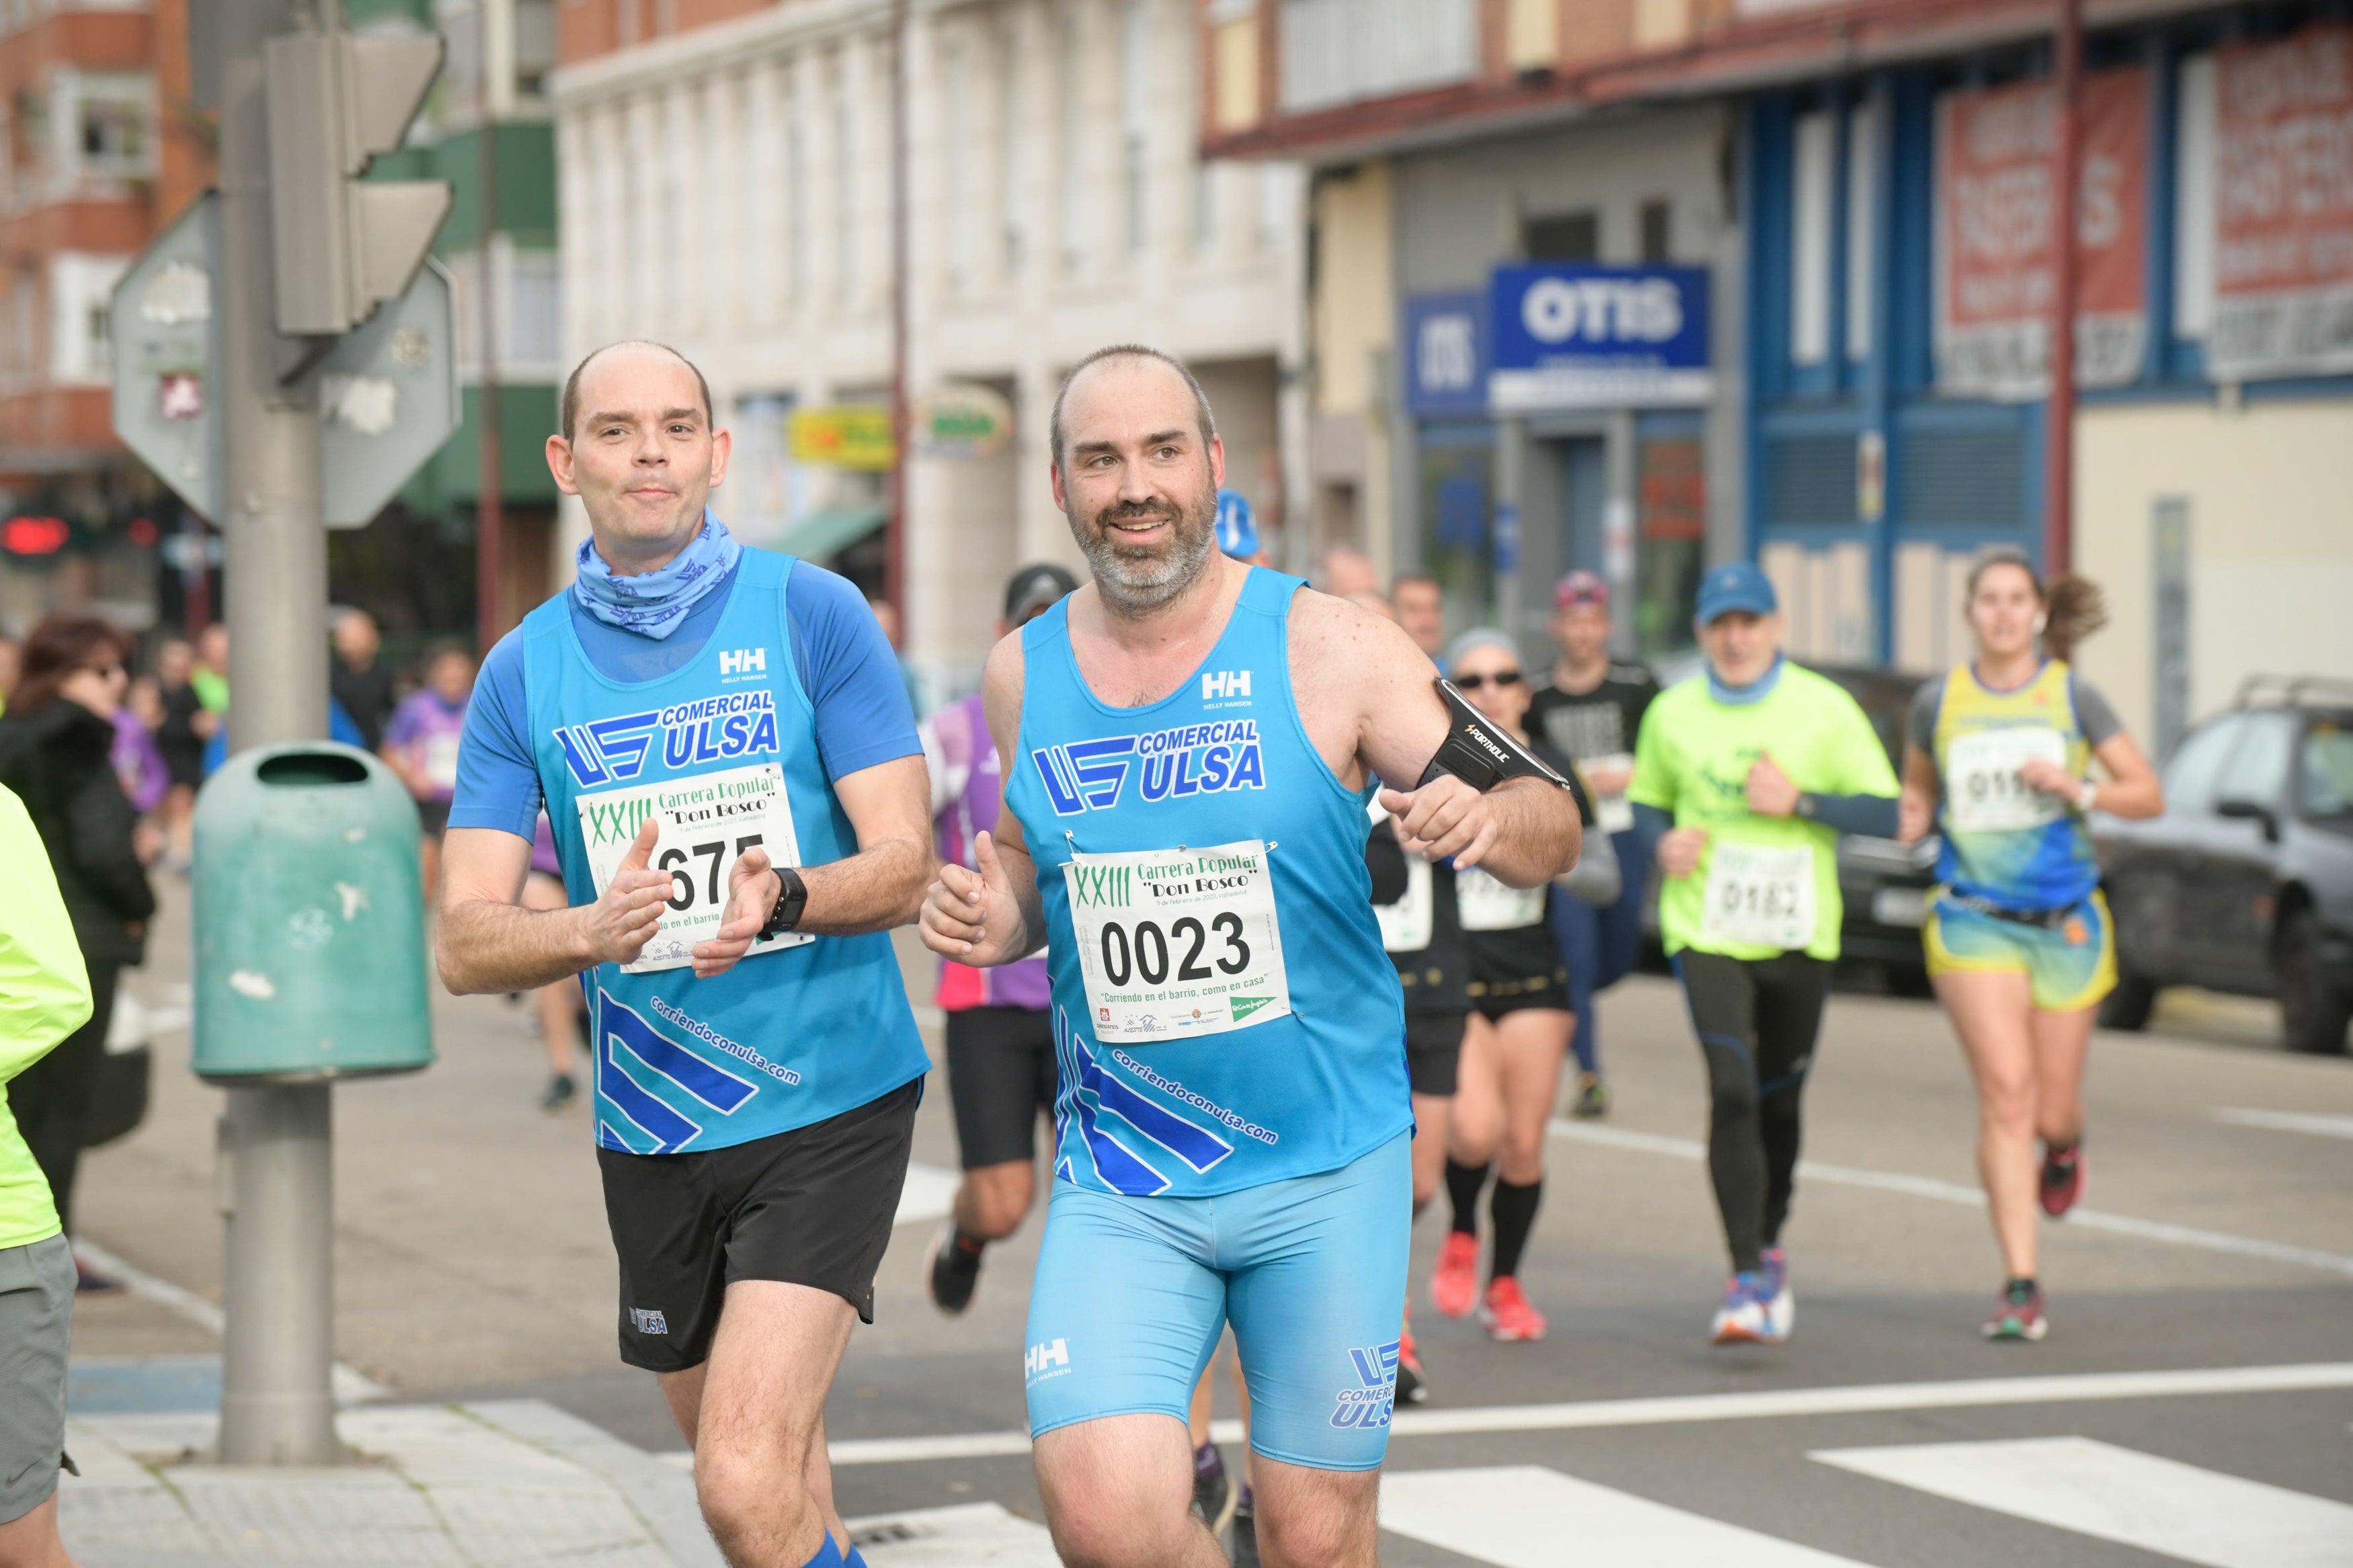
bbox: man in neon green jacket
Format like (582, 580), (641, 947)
(0, 781), (92, 1567)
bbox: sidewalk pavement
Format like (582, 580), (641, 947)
(62, 1399), (1059, 1567)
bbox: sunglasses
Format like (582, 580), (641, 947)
(1453, 670), (1523, 691)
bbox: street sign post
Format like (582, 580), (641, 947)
(112, 0), (454, 1469)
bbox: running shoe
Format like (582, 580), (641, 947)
(1431, 1231), (1480, 1319)
(1480, 1276), (1548, 1342)
(924, 1223), (984, 1316)
(73, 1260), (125, 1296)
(539, 1072), (577, 1114)
(1759, 1247), (1794, 1344)
(1572, 1072), (1610, 1118)
(1708, 1272), (1771, 1345)
(1396, 1315), (1427, 1405)
(1983, 1281), (2048, 1341)
(1190, 1444), (1236, 1535)
(1228, 1485), (1260, 1568)
(2040, 1142), (2083, 1217)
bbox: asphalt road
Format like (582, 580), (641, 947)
(72, 884), (2353, 1566)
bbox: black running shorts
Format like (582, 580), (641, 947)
(944, 1005), (1058, 1170)
(1403, 1012), (1467, 1096)
(598, 1079), (920, 1372)
(1467, 925), (1570, 1021)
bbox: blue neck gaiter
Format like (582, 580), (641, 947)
(572, 510), (742, 640)
(1708, 651), (1786, 706)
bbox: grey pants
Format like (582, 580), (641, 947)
(0, 1232), (73, 1524)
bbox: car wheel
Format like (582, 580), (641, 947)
(2276, 909), (2352, 1056)
(2099, 968), (2157, 1032)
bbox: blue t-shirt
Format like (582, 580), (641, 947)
(452, 557), (919, 837)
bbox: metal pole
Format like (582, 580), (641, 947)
(212, 0), (340, 1467)
(886, 0), (908, 634)
(475, 1), (504, 654)
(2044, 0), (2082, 576)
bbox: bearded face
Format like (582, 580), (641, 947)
(1068, 480), (1218, 616)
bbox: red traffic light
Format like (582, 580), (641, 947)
(1, 515), (70, 556)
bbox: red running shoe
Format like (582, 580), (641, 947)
(2040, 1142), (2084, 1217)
(1431, 1231), (1479, 1319)
(1480, 1276), (1547, 1342)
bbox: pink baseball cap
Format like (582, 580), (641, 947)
(1554, 571), (1609, 610)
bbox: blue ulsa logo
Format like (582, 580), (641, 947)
(1330, 1340), (1399, 1429)
(557, 692), (781, 786)
(1032, 720), (1266, 816)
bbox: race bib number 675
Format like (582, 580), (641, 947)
(577, 761), (810, 974)
(1063, 841), (1292, 1043)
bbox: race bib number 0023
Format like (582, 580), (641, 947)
(1700, 841), (1817, 951)
(1945, 727), (2069, 834)
(1063, 841), (1291, 1042)
(577, 761), (809, 974)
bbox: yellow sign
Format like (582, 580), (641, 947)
(789, 405), (895, 470)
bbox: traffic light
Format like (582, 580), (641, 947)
(264, 28), (451, 336)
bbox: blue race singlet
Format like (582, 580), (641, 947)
(1003, 568), (1409, 1198)
(524, 548), (928, 1154)
(1928, 659), (2099, 913)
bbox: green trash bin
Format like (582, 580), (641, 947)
(191, 743), (434, 1083)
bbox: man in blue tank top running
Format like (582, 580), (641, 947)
(436, 342), (934, 1568)
(920, 345), (1583, 1567)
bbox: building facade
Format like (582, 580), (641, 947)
(1209, 0), (2353, 739)
(552, 0), (1308, 701)
(0, 0), (210, 638)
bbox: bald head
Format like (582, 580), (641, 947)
(1049, 345), (1217, 472)
(561, 341), (713, 442)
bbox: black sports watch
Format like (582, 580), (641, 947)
(758, 865), (809, 938)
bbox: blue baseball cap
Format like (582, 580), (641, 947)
(1696, 561), (1778, 624)
(1215, 489), (1260, 559)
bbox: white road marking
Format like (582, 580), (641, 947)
(1551, 1120), (2353, 1278)
(1380, 1464), (1878, 1566)
(1814, 1436), (2353, 1568)
(2214, 1106), (2353, 1141)
(847, 1502), (1060, 1565)
(71, 1239), (390, 1405)
(895, 1162), (961, 1227)
(819, 1360), (2353, 1467)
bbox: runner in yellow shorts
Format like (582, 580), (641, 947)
(1897, 549), (2163, 1342)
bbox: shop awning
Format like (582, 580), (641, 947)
(776, 505), (887, 564)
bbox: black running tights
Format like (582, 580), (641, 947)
(1674, 950), (1831, 1276)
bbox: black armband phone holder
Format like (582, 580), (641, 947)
(1417, 679), (1578, 794)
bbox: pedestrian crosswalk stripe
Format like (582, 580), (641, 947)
(894, 1162), (960, 1226)
(2214, 1106), (2353, 1141)
(1812, 1436), (2353, 1568)
(1380, 1464), (1879, 1567)
(847, 1502), (1060, 1565)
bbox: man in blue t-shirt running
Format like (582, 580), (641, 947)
(437, 341), (934, 1568)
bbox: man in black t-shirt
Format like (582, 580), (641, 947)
(1526, 572), (1658, 1117)
(331, 608), (399, 754)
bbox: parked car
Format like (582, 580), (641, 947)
(1637, 654), (1939, 991)
(2096, 677), (2353, 1054)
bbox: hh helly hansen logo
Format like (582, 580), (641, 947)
(1329, 1340), (1399, 1429)
(1201, 669), (1252, 700)
(629, 1308), (670, 1335)
(718, 647), (767, 677)
(555, 692), (781, 786)
(1031, 721), (1266, 815)
(1025, 1338), (1071, 1384)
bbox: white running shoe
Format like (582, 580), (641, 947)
(1709, 1274), (1770, 1345)
(1759, 1247), (1794, 1345)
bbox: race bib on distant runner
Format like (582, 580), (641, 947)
(1063, 841), (1291, 1042)
(1946, 727), (2069, 833)
(1700, 841), (1816, 950)
(1580, 751), (1636, 835)
(1375, 855), (1433, 952)
(423, 733), (462, 792)
(1456, 866), (1546, 932)
(577, 761), (809, 974)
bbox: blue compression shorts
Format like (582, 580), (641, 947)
(1023, 1131), (1411, 1471)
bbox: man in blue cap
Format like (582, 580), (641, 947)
(1626, 561), (1899, 1347)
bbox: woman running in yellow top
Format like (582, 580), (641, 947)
(1898, 550), (2162, 1341)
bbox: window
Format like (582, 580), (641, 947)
(1279, 0), (1476, 114)
(2215, 712), (2295, 811)
(1000, 17), (1024, 270)
(1640, 199), (1671, 263)
(1790, 108), (1835, 365)
(48, 253), (130, 384)
(2300, 720), (2353, 819)
(787, 104), (807, 303)
(1059, 7), (1084, 270)
(1524, 210), (1597, 262)
(2161, 714), (2241, 817)
(1845, 97), (1877, 360)
(945, 32), (971, 282)
(834, 66), (855, 294)
(1258, 162), (1291, 250)
(506, 250), (562, 376)
(59, 72), (153, 182)
(515, 0), (557, 97)
(1194, 161), (1216, 250)
(1123, 0), (1150, 258)
(2173, 52), (2217, 341)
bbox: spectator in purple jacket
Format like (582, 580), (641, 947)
(920, 562), (1075, 1317)
(383, 643), (475, 898)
